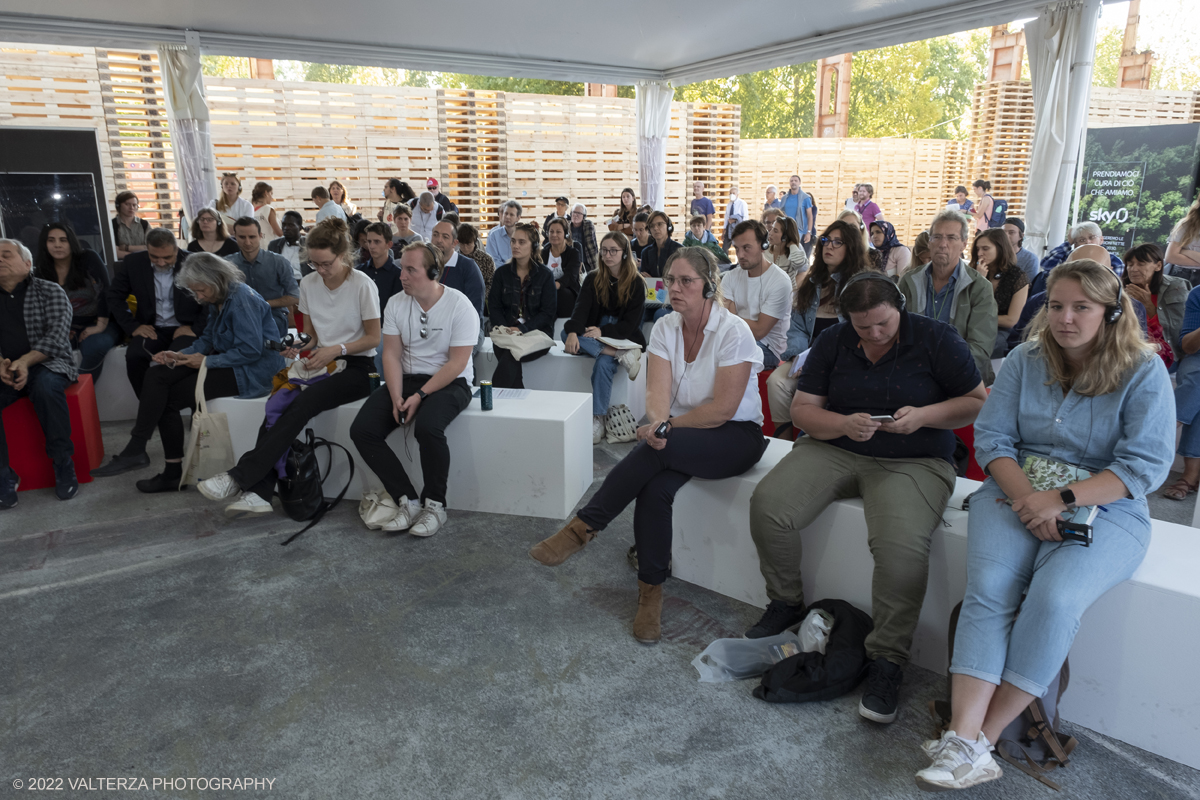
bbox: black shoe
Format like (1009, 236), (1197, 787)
(53, 459), (78, 501)
(744, 598), (807, 639)
(91, 452), (151, 477)
(859, 657), (903, 723)
(0, 467), (19, 509)
(136, 472), (186, 494)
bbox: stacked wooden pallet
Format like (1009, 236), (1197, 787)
(966, 80), (1035, 222)
(682, 102), (740, 235)
(1089, 86), (1200, 128)
(437, 88), (505, 230)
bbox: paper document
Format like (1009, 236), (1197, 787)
(473, 387), (530, 400)
(598, 337), (641, 350)
(788, 348), (811, 378)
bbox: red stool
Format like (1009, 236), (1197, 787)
(757, 370), (776, 436)
(5, 374), (105, 491)
(954, 423), (986, 482)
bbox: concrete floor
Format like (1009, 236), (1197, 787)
(2, 423), (1199, 800)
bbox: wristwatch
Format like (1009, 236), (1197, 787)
(339, 344), (347, 356)
(416, 389), (428, 400)
(1059, 488), (1076, 508)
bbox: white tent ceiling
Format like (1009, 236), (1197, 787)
(0, 0), (1119, 86)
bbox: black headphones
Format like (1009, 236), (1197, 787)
(837, 270), (906, 312)
(1106, 273), (1124, 325)
(420, 243), (442, 281)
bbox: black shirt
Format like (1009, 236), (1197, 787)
(0, 277), (32, 361)
(797, 311), (981, 464)
(187, 238), (239, 257)
(640, 238), (682, 278)
(357, 256), (404, 315)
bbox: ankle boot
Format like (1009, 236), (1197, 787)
(528, 516), (597, 566)
(633, 580), (663, 644)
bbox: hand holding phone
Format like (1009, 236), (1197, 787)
(869, 415), (896, 423)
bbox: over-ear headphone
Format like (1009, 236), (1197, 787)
(1106, 273), (1124, 325)
(421, 243), (442, 281)
(837, 270), (906, 312)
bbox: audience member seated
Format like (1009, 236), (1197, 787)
(766, 219), (873, 437)
(746, 272), (987, 725)
(488, 223), (556, 389)
(543, 196), (570, 239)
(765, 216), (808, 282)
(35, 221), (120, 383)
(252, 182), (283, 239)
(530, 247), (767, 644)
(684, 215), (718, 246)
(486, 200), (522, 266)
(1165, 198), (1200, 285)
(946, 185), (974, 215)
(629, 212), (652, 260)
(197, 219), (380, 515)
(268, 211), (308, 281)
(329, 180), (357, 219)
(187, 207), (238, 257)
(724, 221), (793, 371)
(638, 211), (681, 279)
(213, 173), (254, 233)
(0, 238), (80, 506)
(869, 220), (911, 279)
(312, 185), (347, 223)
(358, 222), (404, 315)
(912, 231), (931, 269)
(898, 209), (998, 385)
(457, 224), (494, 298)
(349, 242), (476, 538)
(93, 253), (284, 491)
(1123, 243), (1188, 367)
(352, 219), (372, 267)
(429, 220), (485, 318)
(563, 232), (647, 443)
(543, 218), (583, 318)
(1001, 217), (1039, 283)
(837, 208), (869, 251)
(389, 204), (423, 257)
(608, 188), (638, 237)
(106, 228), (206, 399)
(1034, 221), (1125, 295)
(916, 259), (1171, 791)
(227, 217), (299, 338)
(112, 191), (149, 260)
(971, 229), (1028, 358)
(411, 192), (443, 241)
(1162, 281), (1200, 502)
(569, 203), (599, 274)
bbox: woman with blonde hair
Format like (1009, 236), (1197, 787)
(914, 259), (1173, 791)
(1165, 197), (1200, 284)
(329, 180), (358, 218)
(836, 208), (869, 251)
(213, 173), (253, 232)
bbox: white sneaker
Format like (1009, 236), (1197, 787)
(409, 499), (447, 537)
(618, 347), (641, 380)
(198, 472), (240, 501)
(224, 491), (274, 519)
(915, 731), (1002, 792)
(381, 496), (418, 532)
(592, 415), (606, 445)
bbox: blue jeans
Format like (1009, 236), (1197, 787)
(950, 478), (1151, 697)
(562, 315), (619, 416)
(0, 363), (74, 470)
(76, 324), (122, 381)
(757, 341), (780, 370)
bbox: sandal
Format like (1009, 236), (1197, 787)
(1162, 478), (1198, 501)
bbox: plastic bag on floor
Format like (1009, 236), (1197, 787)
(692, 631), (801, 683)
(798, 609), (835, 655)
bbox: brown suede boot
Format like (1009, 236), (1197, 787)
(528, 516), (597, 566)
(632, 580), (663, 644)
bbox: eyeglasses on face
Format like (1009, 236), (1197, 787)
(820, 237), (845, 248)
(663, 275), (702, 288)
(931, 234), (963, 243)
(600, 248), (623, 257)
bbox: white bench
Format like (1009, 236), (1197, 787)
(671, 438), (1200, 770)
(94, 346), (139, 422)
(474, 338), (648, 423)
(208, 389), (592, 519)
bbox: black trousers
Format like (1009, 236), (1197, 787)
(349, 375), (472, 505)
(491, 345), (551, 389)
(125, 327), (197, 397)
(578, 421), (766, 585)
(132, 364), (240, 459)
(556, 288), (577, 319)
(0, 364), (74, 471)
(229, 356), (373, 501)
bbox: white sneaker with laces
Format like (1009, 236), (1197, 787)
(224, 491), (274, 519)
(915, 731), (1002, 792)
(199, 472), (240, 501)
(409, 499), (447, 537)
(617, 347), (641, 380)
(381, 496), (418, 532)
(592, 415), (606, 445)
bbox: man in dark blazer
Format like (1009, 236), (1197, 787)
(429, 219), (485, 315)
(106, 228), (207, 398)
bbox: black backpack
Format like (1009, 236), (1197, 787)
(277, 428), (356, 545)
(753, 599), (874, 703)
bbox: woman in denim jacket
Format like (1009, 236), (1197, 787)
(914, 260), (1174, 791)
(487, 223), (557, 388)
(94, 253), (284, 493)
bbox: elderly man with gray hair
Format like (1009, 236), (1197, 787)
(0, 237), (79, 507)
(1029, 220), (1125, 297)
(486, 199), (522, 265)
(410, 191), (443, 241)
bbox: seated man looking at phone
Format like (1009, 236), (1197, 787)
(744, 272), (987, 726)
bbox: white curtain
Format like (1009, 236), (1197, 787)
(636, 81), (674, 211)
(158, 43), (217, 234)
(1023, 0), (1101, 259)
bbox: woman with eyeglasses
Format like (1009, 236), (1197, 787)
(542, 217), (582, 318)
(563, 232), (647, 443)
(766, 220), (875, 438)
(638, 211), (681, 279)
(196, 217), (381, 518)
(487, 223), (557, 388)
(187, 208), (238, 257)
(530, 247), (767, 644)
(569, 203), (599, 274)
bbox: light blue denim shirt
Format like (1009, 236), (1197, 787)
(179, 282), (285, 398)
(781, 274), (844, 360)
(973, 341), (1175, 513)
(226, 248), (298, 337)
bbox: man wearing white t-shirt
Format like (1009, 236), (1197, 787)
(349, 242), (476, 537)
(722, 220), (794, 369)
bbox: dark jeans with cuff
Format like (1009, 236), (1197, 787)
(578, 420), (766, 585)
(126, 327), (197, 397)
(132, 364), (240, 459)
(0, 364), (75, 471)
(349, 375), (472, 506)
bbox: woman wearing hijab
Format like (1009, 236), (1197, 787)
(869, 220), (911, 279)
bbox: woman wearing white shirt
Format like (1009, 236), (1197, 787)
(197, 217), (381, 517)
(213, 173), (254, 233)
(766, 215), (809, 282)
(530, 247), (768, 643)
(542, 217), (582, 318)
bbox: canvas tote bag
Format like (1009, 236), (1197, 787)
(179, 359), (237, 488)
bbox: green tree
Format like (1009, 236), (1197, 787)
(675, 65), (816, 139)
(1092, 25), (1124, 87)
(200, 55), (250, 78)
(924, 29), (988, 139)
(849, 40), (943, 138)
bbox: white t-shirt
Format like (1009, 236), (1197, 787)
(720, 263), (794, 359)
(648, 304), (763, 424)
(1169, 227), (1200, 261)
(382, 286), (479, 383)
(298, 268), (381, 357)
(315, 201), (347, 223)
(214, 197), (254, 232)
(546, 251), (564, 280)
